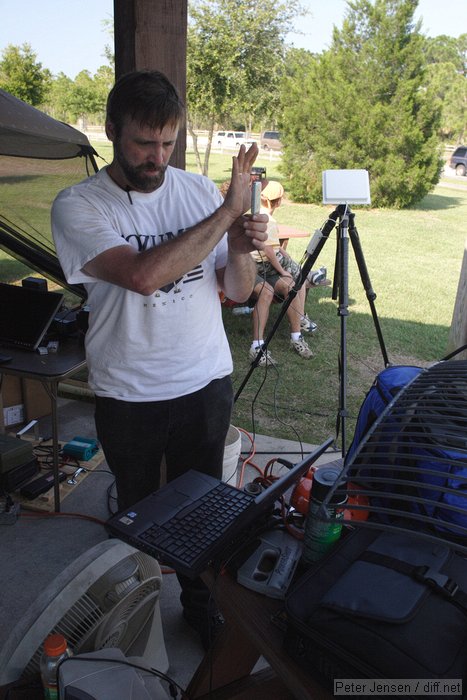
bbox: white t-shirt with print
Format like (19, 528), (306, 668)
(52, 166), (232, 401)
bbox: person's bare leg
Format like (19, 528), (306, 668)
(274, 277), (312, 358)
(249, 281), (277, 365)
(274, 277), (306, 333)
(251, 281), (274, 342)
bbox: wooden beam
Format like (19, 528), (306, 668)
(113, 0), (187, 169)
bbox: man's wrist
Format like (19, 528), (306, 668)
(227, 240), (250, 256)
(220, 201), (242, 228)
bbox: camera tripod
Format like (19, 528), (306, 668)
(234, 204), (389, 457)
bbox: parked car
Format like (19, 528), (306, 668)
(215, 131), (254, 148)
(260, 130), (282, 151)
(450, 146), (467, 176)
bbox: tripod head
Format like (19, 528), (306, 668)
(322, 169), (371, 206)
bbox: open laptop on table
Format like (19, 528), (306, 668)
(105, 436), (334, 578)
(0, 282), (63, 351)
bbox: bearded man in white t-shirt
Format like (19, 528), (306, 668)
(51, 70), (267, 650)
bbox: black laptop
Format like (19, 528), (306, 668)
(105, 437), (334, 578)
(0, 282), (63, 351)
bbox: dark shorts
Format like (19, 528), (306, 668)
(255, 262), (281, 290)
(255, 251), (301, 292)
(255, 270), (281, 290)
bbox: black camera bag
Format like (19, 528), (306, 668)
(284, 527), (467, 699)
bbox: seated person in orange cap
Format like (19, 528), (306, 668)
(249, 180), (324, 365)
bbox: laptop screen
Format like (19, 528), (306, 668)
(0, 282), (63, 350)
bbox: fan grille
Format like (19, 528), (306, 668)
(22, 550), (161, 678)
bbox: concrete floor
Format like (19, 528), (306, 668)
(0, 396), (339, 696)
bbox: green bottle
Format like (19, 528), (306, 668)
(302, 467), (347, 564)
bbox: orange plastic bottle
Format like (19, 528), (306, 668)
(39, 634), (71, 700)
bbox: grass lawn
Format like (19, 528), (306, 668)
(229, 182), (467, 448)
(1, 141), (466, 449)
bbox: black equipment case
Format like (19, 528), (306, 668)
(285, 527), (467, 700)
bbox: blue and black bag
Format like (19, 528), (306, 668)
(344, 364), (423, 466)
(344, 354), (467, 541)
(397, 373), (467, 537)
(285, 527), (467, 697)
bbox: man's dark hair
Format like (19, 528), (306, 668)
(106, 70), (185, 136)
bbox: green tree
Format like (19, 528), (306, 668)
(45, 72), (75, 121)
(67, 71), (103, 123)
(0, 43), (50, 106)
(101, 17), (115, 69)
(425, 62), (467, 143)
(187, 0), (304, 175)
(45, 66), (114, 125)
(423, 35), (467, 143)
(54, 68), (113, 124)
(92, 65), (114, 118)
(425, 34), (466, 75)
(281, 0), (443, 208)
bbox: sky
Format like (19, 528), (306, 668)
(0, 0), (465, 79)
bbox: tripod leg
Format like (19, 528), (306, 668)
(332, 229), (340, 301)
(337, 214), (350, 456)
(348, 213), (389, 366)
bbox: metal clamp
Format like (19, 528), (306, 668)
(414, 565), (459, 598)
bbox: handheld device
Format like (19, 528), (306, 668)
(251, 180), (262, 214)
(251, 166), (266, 182)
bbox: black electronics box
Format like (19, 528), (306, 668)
(51, 309), (78, 336)
(2, 459), (39, 491)
(21, 276), (48, 292)
(0, 434), (34, 474)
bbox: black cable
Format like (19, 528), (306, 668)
(106, 478), (118, 515)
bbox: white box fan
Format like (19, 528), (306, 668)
(0, 539), (169, 686)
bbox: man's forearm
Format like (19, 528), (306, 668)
(221, 250), (256, 303)
(84, 203), (237, 296)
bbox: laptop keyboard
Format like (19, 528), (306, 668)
(139, 482), (254, 564)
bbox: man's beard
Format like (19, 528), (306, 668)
(114, 141), (167, 192)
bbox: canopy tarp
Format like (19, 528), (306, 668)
(0, 89), (98, 160)
(0, 89), (100, 299)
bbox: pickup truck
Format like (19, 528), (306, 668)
(215, 131), (255, 149)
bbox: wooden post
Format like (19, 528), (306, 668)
(113, 0), (187, 170)
(447, 239), (467, 359)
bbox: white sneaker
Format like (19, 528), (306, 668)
(307, 266), (328, 286)
(249, 344), (276, 366)
(300, 315), (318, 333)
(290, 335), (313, 359)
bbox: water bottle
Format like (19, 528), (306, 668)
(39, 634), (72, 700)
(302, 467), (347, 565)
(232, 305), (253, 315)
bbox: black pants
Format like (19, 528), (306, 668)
(95, 375), (233, 611)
